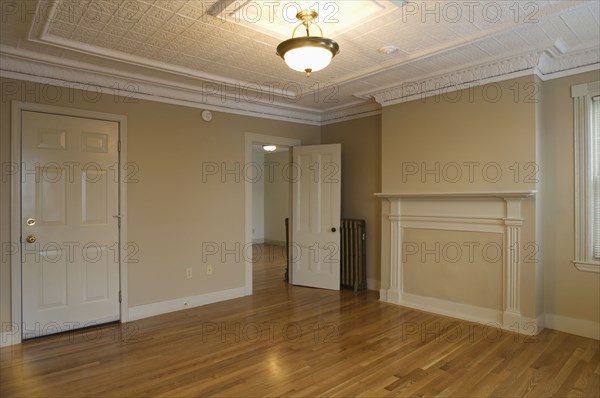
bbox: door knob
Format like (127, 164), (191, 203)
(26, 235), (36, 243)
(331, 227), (337, 232)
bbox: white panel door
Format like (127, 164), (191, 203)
(291, 144), (341, 290)
(21, 111), (120, 339)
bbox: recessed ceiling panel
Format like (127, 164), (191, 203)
(209, 0), (401, 39)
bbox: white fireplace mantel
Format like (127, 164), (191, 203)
(376, 190), (538, 332)
(375, 191), (536, 199)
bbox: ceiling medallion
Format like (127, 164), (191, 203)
(276, 10), (340, 77)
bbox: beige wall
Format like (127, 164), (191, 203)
(540, 70), (600, 323)
(321, 115), (382, 285)
(403, 229), (503, 310)
(380, 76), (541, 319)
(0, 77), (320, 326)
(382, 76), (537, 193)
(263, 151), (290, 244)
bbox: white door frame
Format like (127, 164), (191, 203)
(9, 101), (129, 345)
(244, 133), (301, 295)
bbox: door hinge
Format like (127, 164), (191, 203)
(118, 140), (121, 152)
(119, 291), (122, 303)
(113, 214), (121, 228)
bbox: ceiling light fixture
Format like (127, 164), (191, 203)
(276, 10), (340, 77)
(263, 145), (277, 152)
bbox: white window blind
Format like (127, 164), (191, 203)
(592, 95), (600, 260)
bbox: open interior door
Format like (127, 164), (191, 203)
(290, 144), (341, 290)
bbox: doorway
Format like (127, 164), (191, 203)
(251, 144), (290, 289)
(244, 134), (300, 295)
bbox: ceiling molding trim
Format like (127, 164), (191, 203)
(27, 0), (58, 40)
(537, 47), (600, 78)
(1, 69), (326, 127)
(0, 47), (323, 125)
(320, 101), (382, 125)
(355, 52), (543, 107)
(370, 69), (538, 107)
(535, 63), (600, 82)
(356, 46), (599, 108)
(30, 34), (302, 102)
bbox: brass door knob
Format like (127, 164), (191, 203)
(26, 235), (36, 243)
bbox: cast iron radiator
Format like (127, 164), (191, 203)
(340, 219), (367, 292)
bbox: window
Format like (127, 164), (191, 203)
(572, 81), (600, 272)
(593, 95), (600, 260)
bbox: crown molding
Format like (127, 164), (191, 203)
(1, 42), (598, 125)
(536, 63), (600, 82)
(354, 51), (543, 106)
(0, 44), (383, 126)
(355, 46), (600, 107)
(537, 47), (600, 77)
(320, 101), (381, 125)
(0, 46), (322, 125)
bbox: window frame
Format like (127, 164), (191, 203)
(572, 81), (600, 273)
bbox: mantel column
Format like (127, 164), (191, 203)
(503, 197), (524, 328)
(385, 199), (403, 304)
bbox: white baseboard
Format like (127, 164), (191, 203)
(534, 314), (546, 334)
(380, 291), (552, 336)
(367, 278), (380, 291)
(399, 292), (503, 326)
(128, 287), (246, 321)
(545, 313), (600, 340)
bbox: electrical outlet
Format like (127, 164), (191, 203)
(186, 267), (193, 279)
(207, 264), (213, 275)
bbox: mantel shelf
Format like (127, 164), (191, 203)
(375, 191), (536, 199)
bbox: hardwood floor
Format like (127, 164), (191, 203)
(1, 244), (599, 397)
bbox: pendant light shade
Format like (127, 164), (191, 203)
(277, 37), (339, 75)
(276, 10), (339, 77)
